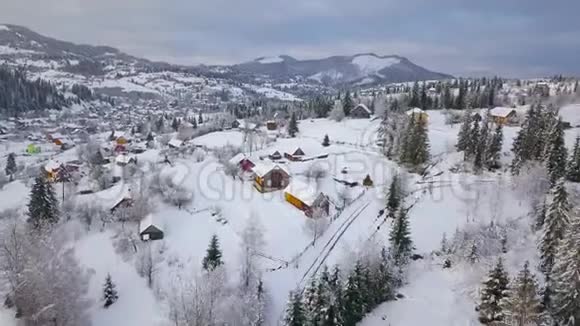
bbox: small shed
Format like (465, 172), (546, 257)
(351, 104), (372, 118)
(266, 120), (278, 130)
(168, 138), (184, 149)
(269, 150), (283, 160)
(139, 214), (164, 241)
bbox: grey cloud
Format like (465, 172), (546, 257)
(0, 0), (579, 76)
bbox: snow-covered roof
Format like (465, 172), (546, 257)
(115, 154), (133, 164)
(139, 214), (163, 234)
(489, 107), (516, 118)
(353, 103), (371, 114)
(44, 160), (61, 172)
(284, 179), (321, 206)
(229, 153), (255, 165)
(237, 120), (257, 130)
(168, 138), (184, 148)
(253, 162), (289, 177)
(406, 108), (426, 115)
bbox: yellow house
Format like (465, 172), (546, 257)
(44, 160), (61, 182)
(253, 163), (290, 193)
(405, 108), (429, 124)
(284, 179), (330, 217)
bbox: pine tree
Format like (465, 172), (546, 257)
(501, 262), (542, 326)
(288, 112), (299, 138)
(103, 273), (119, 308)
(545, 118), (568, 186)
(486, 123), (503, 170)
(341, 261), (366, 325)
(477, 258), (510, 324)
(456, 113), (472, 152)
(386, 175), (401, 218)
(511, 104), (544, 174)
(202, 234), (224, 271)
(411, 118), (430, 166)
(284, 291), (307, 326)
(198, 112), (203, 124)
(5, 152), (16, 181)
(171, 117), (180, 131)
(474, 120), (490, 171)
(539, 179), (571, 276)
(468, 242), (479, 264)
(465, 120), (480, 159)
(322, 134), (330, 147)
(27, 172), (59, 230)
(192, 117), (198, 129)
(409, 81), (420, 108)
(550, 216), (580, 325)
(567, 136), (580, 182)
(389, 206), (413, 265)
(342, 91), (353, 116)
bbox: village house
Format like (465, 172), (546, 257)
(284, 148), (306, 161)
(229, 153), (256, 173)
(489, 107), (517, 125)
(269, 150), (283, 161)
(139, 214), (164, 241)
(284, 179), (330, 217)
(406, 108), (429, 124)
(168, 138), (184, 149)
(351, 104), (372, 119)
(253, 162), (290, 193)
(44, 160), (62, 182)
(115, 154), (136, 166)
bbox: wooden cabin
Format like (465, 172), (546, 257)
(266, 120), (278, 130)
(489, 107), (517, 125)
(229, 153), (256, 172)
(139, 214), (164, 241)
(406, 108), (429, 124)
(351, 104), (371, 118)
(284, 179), (330, 217)
(269, 150), (283, 160)
(253, 163), (290, 193)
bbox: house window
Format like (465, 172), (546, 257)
(143, 234), (150, 241)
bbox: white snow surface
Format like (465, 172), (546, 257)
(257, 56), (284, 64)
(352, 55), (400, 75)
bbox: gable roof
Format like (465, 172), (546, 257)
(284, 179), (323, 206)
(293, 148), (305, 156)
(353, 103), (371, 114)
(253, 162), (289, 177)
(489, 107), (516, 118)
(168, 138), (184, 148)
(406, 107), (427, 116)
(139, 214), (163, 234)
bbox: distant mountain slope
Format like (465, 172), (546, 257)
(234, 53), (453, 85)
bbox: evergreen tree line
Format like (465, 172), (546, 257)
(456, 113), (504, 171)
(284, 249), (398, 326)
(0, 66), (70, 116)
(511, 103), (580, 185)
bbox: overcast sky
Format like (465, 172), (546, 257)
(1, 0), (579, 77)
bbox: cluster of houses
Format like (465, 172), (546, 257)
(229, 147), (334, 218)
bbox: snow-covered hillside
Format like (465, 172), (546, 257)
(2, 101), (580, 326)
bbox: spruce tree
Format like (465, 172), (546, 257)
(284, 291), (307, 326)
(501, 262), (542, 326)
(567, 135), (580, 182)
(511, 104), (543, 174)
(465, 120), (480, 159)
(202, 234), (224, 271)
(322, 134), (330, 147)
(171, 117), (180, 131)
(409, 81), (420, 108)
(389, 206), (413, 265)
(468, 242), (479, 264)
(342, 91), (353, 116)
(456, 113), (472, 152)
(539, 180), (570, 276)
(477, 258), (510, 324)
(27, 172), (59, 230)
(550, 216), (580, 325)
(412, 118), (430, 166)
(288, 112), (299, 138)
(341, 261), (366, 325)
(386, 175), (401, 218)
(5, 152), (16, 181)
(198, 112), (203, 124)
(486, 123), (503, 170)
(545, 118), (568, 186)
(103, 273), (119, 308)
